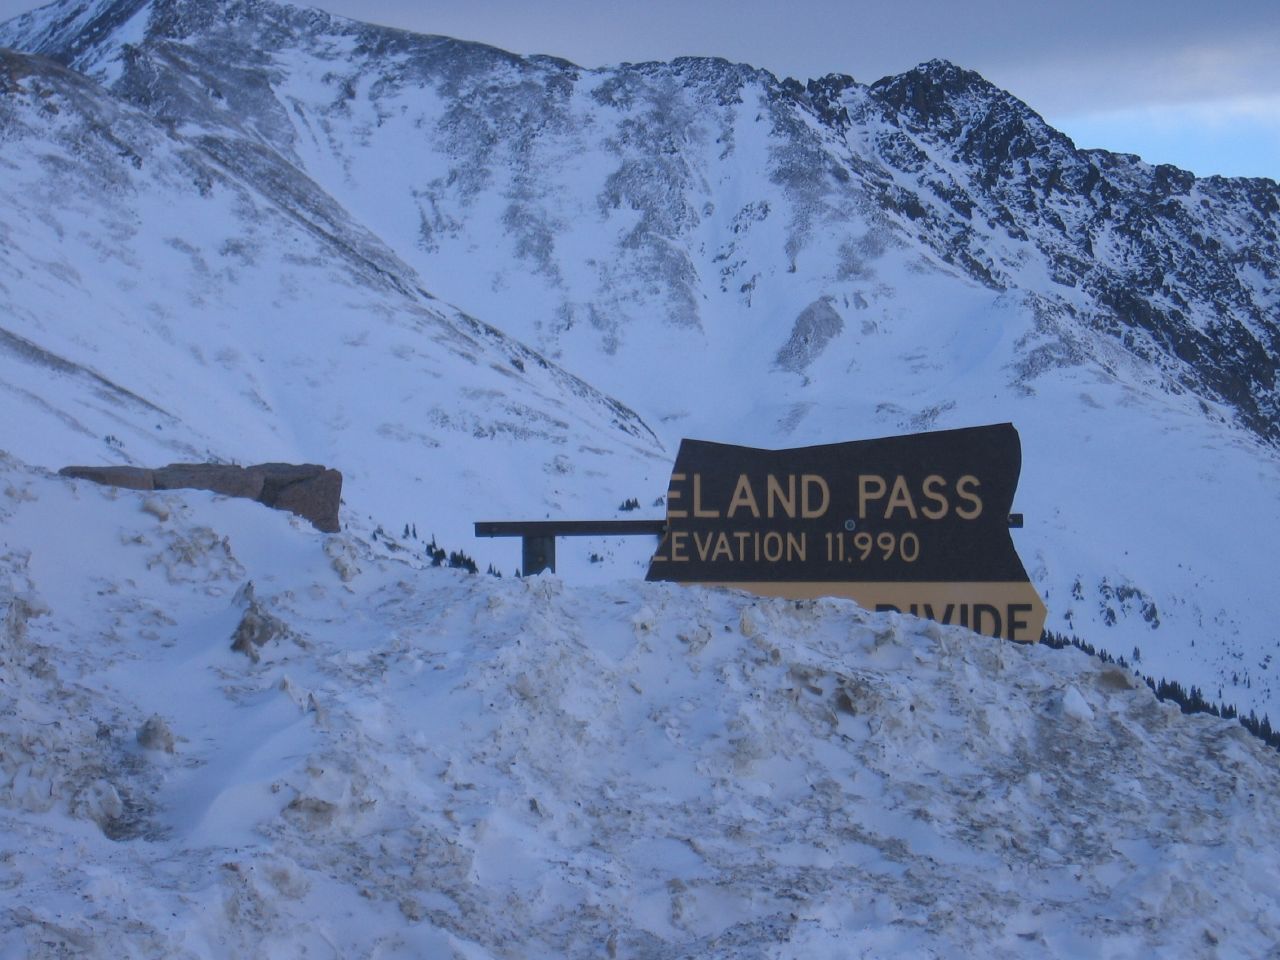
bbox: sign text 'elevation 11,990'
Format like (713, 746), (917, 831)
(644, 423), (1047, 642)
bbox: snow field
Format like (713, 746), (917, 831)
(3, 456), (1280, 957)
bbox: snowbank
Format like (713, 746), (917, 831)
(2, 455), (1278, 958)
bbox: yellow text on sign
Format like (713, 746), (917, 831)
(665, 472), (984, 521)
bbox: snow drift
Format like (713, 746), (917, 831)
(3, 456), (1279, 958)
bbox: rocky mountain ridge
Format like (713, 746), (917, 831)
(5, 0), (1274, 440)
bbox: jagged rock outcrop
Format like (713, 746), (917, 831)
(59, 462), (342, 532)
(852, 60), (1280, 438)
(256, 464), (342, 534)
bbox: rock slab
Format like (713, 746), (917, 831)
(58, 462), (342, 532)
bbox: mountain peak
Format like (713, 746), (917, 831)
(0, 0), (334, 71)
(910, 57), (985, 84)
(869, 58), (1012, 125)
(866, 56), (1077, 177)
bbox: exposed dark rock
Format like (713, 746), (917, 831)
(230, 594), (293, 662)
(153, 463), (265, 499)
(260, 465), (342, 534)
(776, 297), (844, 374)
(59, 465), (155, 491)
(59, 460), (342, 532)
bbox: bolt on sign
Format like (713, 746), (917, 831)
(645, 423), (1047, 642)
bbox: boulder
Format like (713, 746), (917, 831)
(58, 465), (155, 491)
(251, 463), (327, 505)
(259, 466), (342, 533)
(59, 460), (342, 532)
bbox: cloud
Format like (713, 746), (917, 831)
(1049, 95), (1280, 181)
(990, 32), (1280, 117)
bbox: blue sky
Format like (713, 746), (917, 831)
(1, 0), (1276, 180)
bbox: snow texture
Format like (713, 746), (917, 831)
(2, 455), (1280, 957)
(1, 5), (1280, 951)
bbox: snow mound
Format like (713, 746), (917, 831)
(2, 453), (1279, 957)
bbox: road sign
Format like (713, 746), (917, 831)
(645, 423), (1046, 642)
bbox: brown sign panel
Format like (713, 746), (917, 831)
(645, 423), (1046, 642)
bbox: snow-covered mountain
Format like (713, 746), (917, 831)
(2, 0), (1279, 726)
(0, 37), (667, 542)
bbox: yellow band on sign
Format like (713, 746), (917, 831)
(690, 580), (1047, 643)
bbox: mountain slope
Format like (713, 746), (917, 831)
(9, 1), (1271, 441)
(852, 60), (1280, 438)
(0, 43), (667, 546)
(6, 1), (1277, 439)
(1, 0), (1279, 721)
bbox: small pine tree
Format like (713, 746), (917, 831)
(447, 549), (478, 574)
(425, 536), (446, 566)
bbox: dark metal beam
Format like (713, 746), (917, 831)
(522, 535), (556, 576)
(476, 520), (667, 538)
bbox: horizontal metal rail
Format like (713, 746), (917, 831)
(475, 520), (666, 538)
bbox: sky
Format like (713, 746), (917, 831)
(0, 0), (1276, 180)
